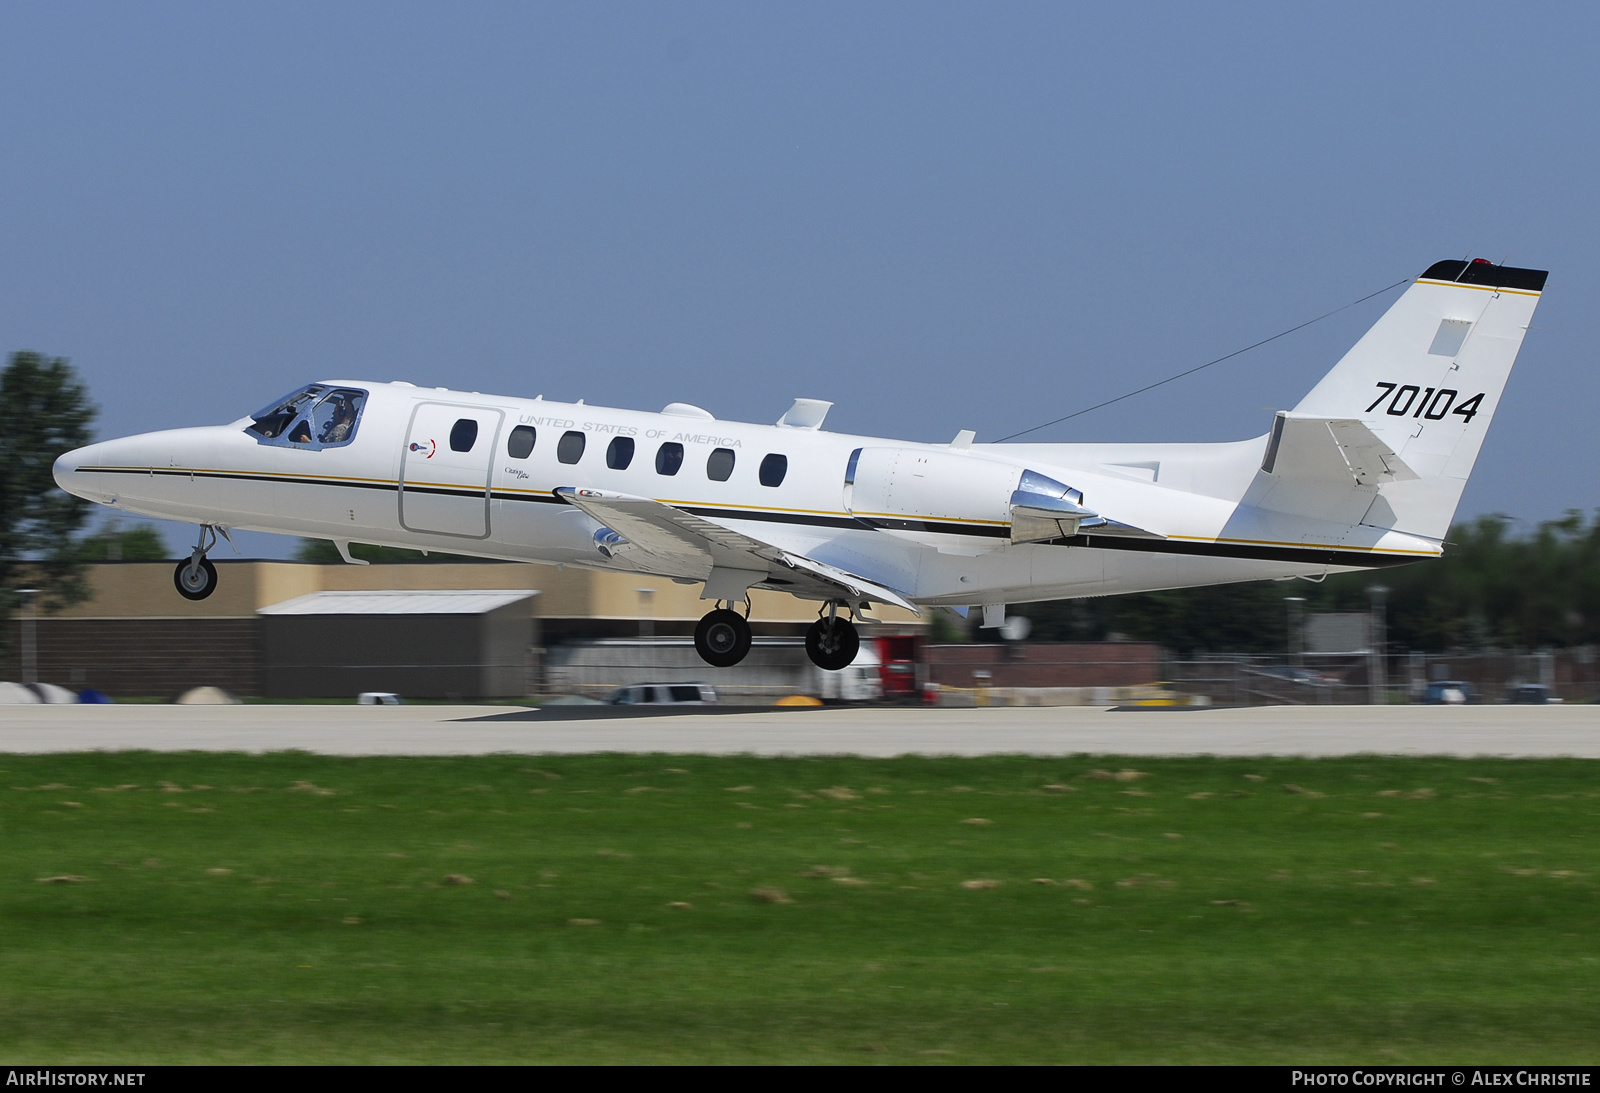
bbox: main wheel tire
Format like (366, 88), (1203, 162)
(173, 557), (218, 601)
(694, 609), (752, 667)
(805, 616), (860, 671)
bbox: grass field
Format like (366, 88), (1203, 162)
(1, 751), (1596, 1063)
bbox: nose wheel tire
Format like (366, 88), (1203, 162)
(806, 615), (860, 671)
(174, 557), (218, 601)
(694, 608), (753, 668)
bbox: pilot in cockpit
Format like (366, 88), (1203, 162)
(319, 395), (356, 444)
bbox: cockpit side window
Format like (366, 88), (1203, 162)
(246, 385), (368, 450)
(314, 390), (366, 446)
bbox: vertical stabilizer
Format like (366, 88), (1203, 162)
(1288, 259), (1546, 540)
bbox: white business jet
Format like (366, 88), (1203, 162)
(52, 258), (1546, 671)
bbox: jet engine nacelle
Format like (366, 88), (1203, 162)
(843, 447), (1095, 543)
(845, 447), (1017, 530)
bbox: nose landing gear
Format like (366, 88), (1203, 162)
(805, 601), (860, 671)
(694, 602), (753, 667)
(173, 525), (228, 601)
(174, 556), (218, 600)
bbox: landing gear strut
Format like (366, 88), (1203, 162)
(173, 525), (222, 601)
(694, 602), (753, 667)
(805, 601), (860, 671)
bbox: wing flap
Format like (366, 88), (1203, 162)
(554, 488), (921, 614)
(774, 552), (921, 615)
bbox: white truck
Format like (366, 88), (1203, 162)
(816, 643), (883, 703)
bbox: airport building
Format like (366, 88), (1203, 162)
(4, 560), (925, 700)
(12, 563), (1595, 704)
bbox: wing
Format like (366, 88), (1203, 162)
(553, 487), (921, 615)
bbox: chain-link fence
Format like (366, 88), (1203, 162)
(1163, 648), (1598, 706)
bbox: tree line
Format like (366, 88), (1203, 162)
(1012, 511), (1600, 657)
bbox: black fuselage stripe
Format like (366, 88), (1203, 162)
(87, 467), (402, 493)
(1058, 533), (1422, 568)
(854, 515), (1009, 537)
(492, 491), (567, 504)
(76, 467), (1421, 567)
(679, 505), (864, 531)
(88, 466), (504, 500)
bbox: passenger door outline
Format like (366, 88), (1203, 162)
(399, 401), (504, 539)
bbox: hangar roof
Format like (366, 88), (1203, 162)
(258, 589), (538, 616)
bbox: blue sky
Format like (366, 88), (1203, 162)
(2, 3), (1594, 556)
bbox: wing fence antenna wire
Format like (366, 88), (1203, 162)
(995, 276), (1412, 443)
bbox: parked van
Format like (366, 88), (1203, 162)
(605, 682), (719, 706)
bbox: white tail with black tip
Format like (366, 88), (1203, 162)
(1261, 258), (1546, 541)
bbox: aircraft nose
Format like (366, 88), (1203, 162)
(53, 446), (86, 495)
(53, 439), (121, 504)
(52, 427), (230, 512)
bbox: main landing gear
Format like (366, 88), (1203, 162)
(805, 601), (859, 672)
(692, 600), (862, 671)
(694, 602), (753, 667)
(173, 525), (226, 601)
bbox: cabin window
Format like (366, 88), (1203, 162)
(759, 453), (788, 487)
(607, 436), (635, 470)
(655, 442), (684, 476)
(507, 425), (535, 459)
(706, 447), (735, 482)
(557, 430), (587, 464)
(246, 384), (368, 450)
(449, 418), (479, 453)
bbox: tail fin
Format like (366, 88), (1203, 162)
(1287, 258), (1547, 541)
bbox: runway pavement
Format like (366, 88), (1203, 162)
(0, 702), (1596, 757)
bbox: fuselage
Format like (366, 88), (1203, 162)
(54, 259), (1554, 621)
(53, 380), (1433, 612)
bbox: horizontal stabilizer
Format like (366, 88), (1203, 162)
(1261, 413), (1419, 487)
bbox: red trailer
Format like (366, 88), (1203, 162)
(873, 635), (921, 702)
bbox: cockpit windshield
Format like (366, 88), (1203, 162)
(248, 385), (325, 439)
(246, 384), (368, 450)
